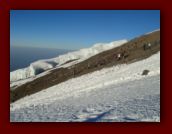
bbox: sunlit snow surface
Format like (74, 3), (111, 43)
(10, 40), (127, 82)
(10, 52), (160, 122)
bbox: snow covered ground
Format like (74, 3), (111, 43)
(10, 40), (127, 82)
(10, 52), (160, 122)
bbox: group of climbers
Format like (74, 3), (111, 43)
(72, 41), (159, 78)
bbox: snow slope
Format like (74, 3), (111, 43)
(10, 52), (160, 122)
(145, 29), (160, 35)
(10, 40), (127, 82)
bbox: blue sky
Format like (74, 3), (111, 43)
(10, 10), (160, 50)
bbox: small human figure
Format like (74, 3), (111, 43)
(148, 43), (151, 47)
(113, 54), (117, 60)
(143, 43), (151, 50)
(117, 53), (121, 60)
(123, 50), (129, 59)
(87, 63), (90, 69)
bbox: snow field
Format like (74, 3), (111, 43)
(10, 52), (160, 122)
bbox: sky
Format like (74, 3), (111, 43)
(10, 10), (160, 50)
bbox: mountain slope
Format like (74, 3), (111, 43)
(10, 30), (160, 103)
(10, 52), (160, 122)
(10, 40), (127, 82)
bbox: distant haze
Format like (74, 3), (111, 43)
(10, 46), (72, 71)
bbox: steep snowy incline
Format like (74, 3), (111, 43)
(10, 52), (160, 122)
(10, 40), (127, 82)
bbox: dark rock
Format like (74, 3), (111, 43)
(142, 70), (150, 75)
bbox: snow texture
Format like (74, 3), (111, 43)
(10, 52), (160, 122)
